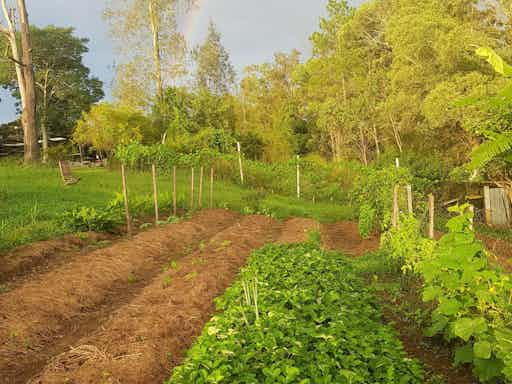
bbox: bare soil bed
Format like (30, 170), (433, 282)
(0, 209), (240, 384)
(321, 221), (380, 256)
(0, 232), (115, 283)
(30, 215), (282, 384)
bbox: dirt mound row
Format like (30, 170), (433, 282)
(321, 221), (380, 256)
(30, 215), (281, 384)
(0, 232), (115, 283)
(276, 217), (319, 243)
(0, 209), (240, 384)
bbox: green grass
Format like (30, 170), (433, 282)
(0, 161), (356, 252)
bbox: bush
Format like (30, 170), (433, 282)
(61, 206), (122, 232)
(358, 203), (376, 239)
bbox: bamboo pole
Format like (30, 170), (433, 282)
(190, 167), (195, 211)
(406, 185), (413, 214)
(428, 193), (435, 239)
(121, 164), (132, 236)
(296, 155), (301, 199)
(210, 167), (214, 208)
(237, 141), (244, 185)
(152, 164), (159, 225)
(172, 166), (177, 217)
(198, 166), (204, 208)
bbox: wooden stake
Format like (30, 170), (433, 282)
(198, 166), (204, 208)
(237, 141), (244, 185)
(210, 167), (214, 208)
(484, 186), (491, 225)
(406, 185), (413, 214)
(392, 184), (399, 227)
(190, 167), (195, 211)
(469, 204), (475, 230)
(428, 193), (435, 239)
(296, 155), (301, 199)
(172, 166), (177, 217)
(121, 164), (132, 236)
(395, 158), (400, 168)
(152, 164), (159, 225)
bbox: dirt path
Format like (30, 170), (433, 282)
(0, 209), (240, 384)
(30, 215), (282, 384)
(321, 221), (380, 256)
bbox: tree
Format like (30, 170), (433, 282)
(192, 22), (236, 95)
(73, 103), (149, 156)
(0, 0), (39, 162)
(0, 26), (104, 162)
(104, 0), (192, 110)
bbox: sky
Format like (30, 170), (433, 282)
(0, 0), (360, 124)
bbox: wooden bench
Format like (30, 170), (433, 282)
(59, 160), (80, 185)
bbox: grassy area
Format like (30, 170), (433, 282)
(0, 162), (356, 252)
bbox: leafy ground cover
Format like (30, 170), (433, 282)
(168, 239), (424, 384)
(0, 162), (355, 252)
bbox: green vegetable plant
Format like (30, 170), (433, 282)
(417, 205), (512, 383)
(169, 242), (424, 383)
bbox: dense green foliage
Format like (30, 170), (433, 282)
(169, 241), (424, 383)
(380, 205), (512, 382)
(0, 26), (103, 138)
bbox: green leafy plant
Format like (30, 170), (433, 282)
(169, 242), (424, 383)
(60, 206), (122, 232)
(417, 204), (512, 383)
(358, 203), (376, 239)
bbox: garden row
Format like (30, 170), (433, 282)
(379, 206), (512, 383)
(168, 238), (424, 383)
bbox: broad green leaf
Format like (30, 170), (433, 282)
(474, 341), (492, 359)
(476, 47), (512, 77)
(454, 344), (474, 365)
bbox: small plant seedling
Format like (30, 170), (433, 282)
(185, 271), (198, 280)
(162, 275), (172, 288)
(127, 273), (137, 284)
(199, 241), (206, 251)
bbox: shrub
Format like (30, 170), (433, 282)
(61, 206), (122, 232)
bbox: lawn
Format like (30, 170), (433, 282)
(0, 161), (356, 252)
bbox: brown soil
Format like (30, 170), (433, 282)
(0, 209), (240, 384)
(0, 232), (115, 283)
(276, 217), (319, 243)
(477, 234), (512, 272)
(30, 215), (282, 384)
(321, 221), (380, 256)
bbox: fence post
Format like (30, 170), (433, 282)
(121, 164), (132, 236)
(484, 186), (491, 225)
(152, 164), (159, 225)
(428, 193), (435, 239)
(392, 184), (399, 227)
(296, 155), (301, 199)
(395, 158), (400, 168)
(469, 204), (475, 230)
(199, 166), (204, 209)
(172, 166), (177, 217)
(237, 141), (244, 185)
(210, 167), (214, 209)
(190, 167), (195, 211)
(406, 185), (413, 214)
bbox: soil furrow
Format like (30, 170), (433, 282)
(0, 209), (240, 384)
(30, 215), (281, 384)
